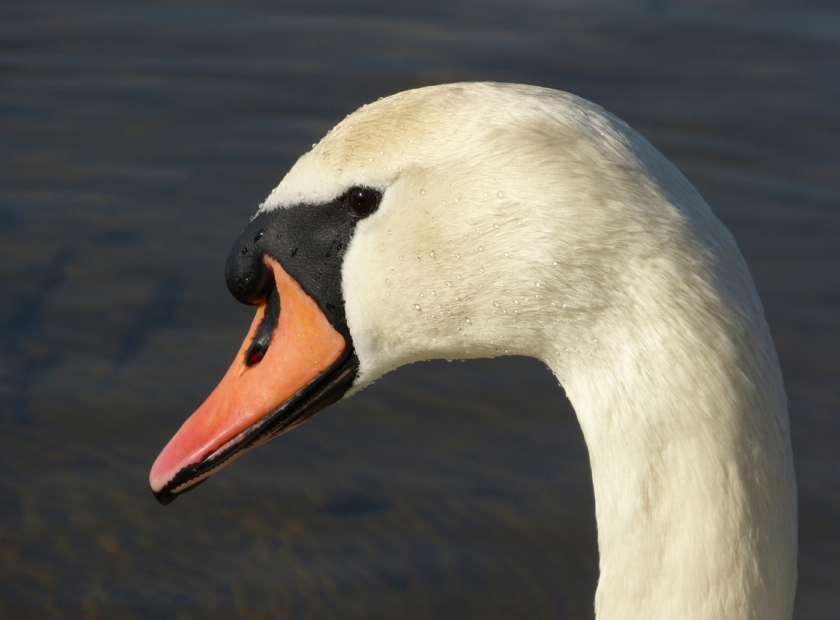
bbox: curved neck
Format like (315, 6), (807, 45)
(551, 275), (797, 620)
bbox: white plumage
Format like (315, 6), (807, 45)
(260, 83), (797, 619)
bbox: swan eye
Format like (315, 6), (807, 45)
(347, 187), (380, 218)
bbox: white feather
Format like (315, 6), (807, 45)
(262, 83), (797, 620)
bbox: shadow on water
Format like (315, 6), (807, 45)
(319, 492), (392, 518)
(0, 250), (71, 425)
(106, 281), (183, 383)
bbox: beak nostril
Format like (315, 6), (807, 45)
(244, 286), (280, 367)
(246, 346), (266, 366)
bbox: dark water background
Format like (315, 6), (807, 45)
(1, 1), (838, 617)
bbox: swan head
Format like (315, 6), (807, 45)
(150, 82), (711, 503)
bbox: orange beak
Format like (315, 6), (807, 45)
(150, 256), (353, 504)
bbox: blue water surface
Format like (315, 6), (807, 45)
(0, 1), (838, 618)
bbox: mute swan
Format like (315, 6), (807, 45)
(150, 83), (797, 620)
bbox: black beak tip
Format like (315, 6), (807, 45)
(152, 471), (210, 506)
(152, 488), (178, 506)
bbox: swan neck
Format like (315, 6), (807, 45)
(555, 297), (797, 620)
